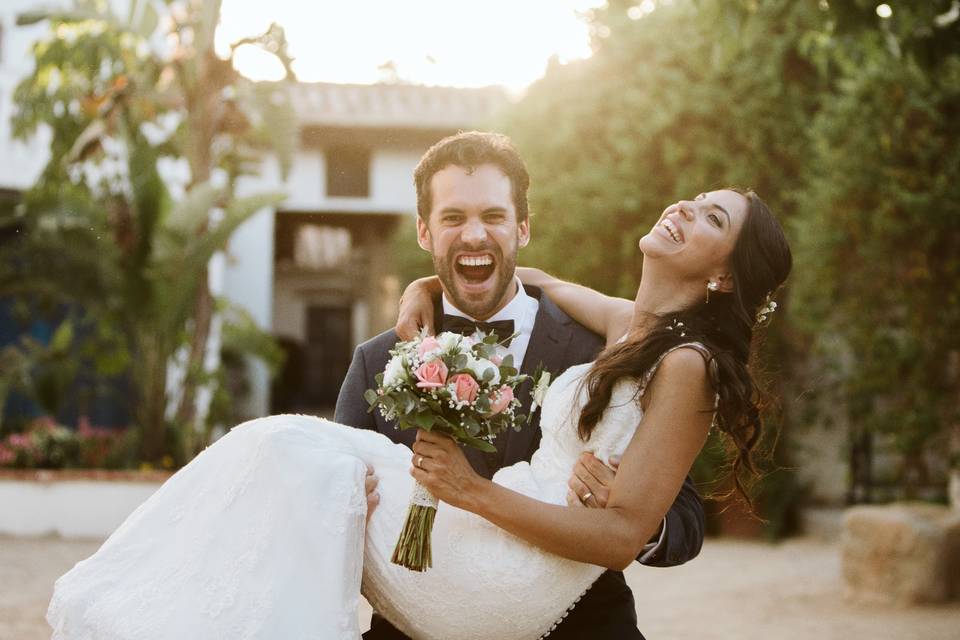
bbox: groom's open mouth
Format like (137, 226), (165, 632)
(454, 253), (497, 287)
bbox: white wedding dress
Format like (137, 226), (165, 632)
(47, 343), (708, 640)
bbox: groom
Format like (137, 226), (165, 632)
(335, 131), (704, 639)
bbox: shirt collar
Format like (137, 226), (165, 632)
(442, 277), (530, 323)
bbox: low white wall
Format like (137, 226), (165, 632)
(0, 478), (164, 539)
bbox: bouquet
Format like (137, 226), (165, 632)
(365, 330), (530, 571)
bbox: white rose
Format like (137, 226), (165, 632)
(436, 331), (464, 353)
(382, 354), (407, 389)
(465, 355), (500, 386)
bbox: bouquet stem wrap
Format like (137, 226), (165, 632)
(391, 480), (439, 572)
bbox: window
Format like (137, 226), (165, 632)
(325, 145), (370, 198)
(293, 224), (351, 270)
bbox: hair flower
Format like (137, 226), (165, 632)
(755, 295), (778, 327)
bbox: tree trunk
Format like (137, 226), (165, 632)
(172, 47), (218, 439)
(174, 269), (213, 437)
(136, 334), (169, 462)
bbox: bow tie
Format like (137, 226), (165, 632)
(441, 315), (515, 347)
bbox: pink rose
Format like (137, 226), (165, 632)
(488, 385), (514, 415)
(415, 360), (448, 388)
(450, 373), (480, 403)
(417, 336), (441, 358)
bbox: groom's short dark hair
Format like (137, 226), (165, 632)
(414, 131), (530, 223)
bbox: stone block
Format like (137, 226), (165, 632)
(841, 503), (960, 604)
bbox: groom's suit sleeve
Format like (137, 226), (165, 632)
(635, 475), (704, 567)
(335, 333), (395, 430)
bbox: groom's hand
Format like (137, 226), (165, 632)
(566, 453), (620, 508)
(365, 464), (380, 522)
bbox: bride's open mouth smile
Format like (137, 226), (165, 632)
(453, 252), (497, 291)
(656, 217), (684, 244)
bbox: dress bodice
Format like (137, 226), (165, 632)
(529, 362), (642, 484)
(526, 341), (719, 489)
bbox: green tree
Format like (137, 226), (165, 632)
(1, 0), (295, 462)
(790, 1), (960, 502)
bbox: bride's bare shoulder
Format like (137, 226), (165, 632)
(646, 347), (712, 401)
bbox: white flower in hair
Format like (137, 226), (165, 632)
(755, 296), (778, 326)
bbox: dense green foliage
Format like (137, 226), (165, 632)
(793, 22), (960, 465)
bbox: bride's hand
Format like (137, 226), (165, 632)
(410, 429), (485, 511)
(364, 464), (379, 523)
(396, 276), (442, 341)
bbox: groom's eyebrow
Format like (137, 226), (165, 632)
(439, 206), (508, 215)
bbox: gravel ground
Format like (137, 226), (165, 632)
(3, 535), (958, 640)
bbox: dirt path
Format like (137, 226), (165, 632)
(3, 535), (958, 639)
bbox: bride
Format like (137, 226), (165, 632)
(47, 188), (791, 640)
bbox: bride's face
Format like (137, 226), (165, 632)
(638, 190), (748, 281)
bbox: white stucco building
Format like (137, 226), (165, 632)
(226, 82), (505, 415)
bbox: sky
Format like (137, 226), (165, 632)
(215, 0), (609, 93)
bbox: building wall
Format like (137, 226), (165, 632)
(0, 1), (58, 191)
(262, 146), (421, 213)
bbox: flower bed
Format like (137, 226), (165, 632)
(0, 417), (133, 470)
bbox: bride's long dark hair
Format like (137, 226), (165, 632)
(577, 189), (792, 504)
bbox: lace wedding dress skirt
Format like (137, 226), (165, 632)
(48, 346), (695, 640)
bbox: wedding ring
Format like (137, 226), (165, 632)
(416, 456), (424, 469)
(581, 492), (592, 502)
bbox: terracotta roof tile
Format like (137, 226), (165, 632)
(285, 81), (509, 129)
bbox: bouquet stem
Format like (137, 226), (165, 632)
(391, 481), (438, 572)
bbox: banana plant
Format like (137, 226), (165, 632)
(5, 0), (297, 461)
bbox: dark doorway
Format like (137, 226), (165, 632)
(304, 306), (352, 408)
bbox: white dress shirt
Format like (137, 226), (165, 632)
(441, 278), (539, 370)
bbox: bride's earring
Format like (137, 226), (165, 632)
(706, 280), (720, 303)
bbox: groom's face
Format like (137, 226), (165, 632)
(417, 163), (530, 321)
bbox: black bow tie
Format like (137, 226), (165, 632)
(441, 315), (515, 347)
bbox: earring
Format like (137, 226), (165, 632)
(706, 280), (720, 303)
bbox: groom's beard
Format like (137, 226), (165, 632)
(433, 241), (518, 321)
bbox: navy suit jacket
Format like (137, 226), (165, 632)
(334, 286), (705, 639)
